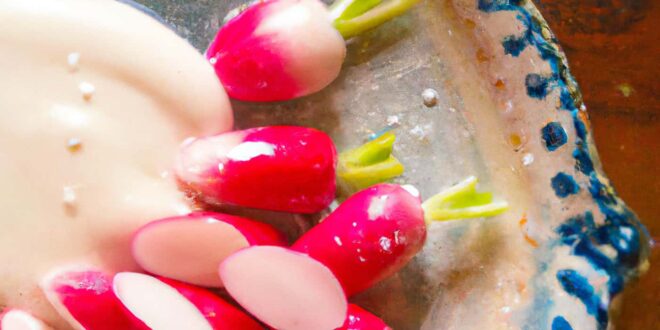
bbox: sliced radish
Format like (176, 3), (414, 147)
(338, 305), (391, 330)
(175, 126), (337, 214)
(132, 212), (285, 287)
(0, 309), (52, 330)
(158, 278), (263, 330)
(219, 246), (347, 330)
(40, 267), (147, 330)
(292, 184), (426, 296)
(113, 272), (213, 330)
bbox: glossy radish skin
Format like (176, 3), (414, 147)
(0, 309), (52, 330)
(40, 268), (147, 330)
(207, 0), (346, 101)
(175, 126), (337, 213)
(157, 278), (263, 330)
(338, 305), (391, 330)
(113, 272), (213, 330)
(132, 211), (285, 287)
(219, 246), (347, 330)
(293, 184), (426, 296)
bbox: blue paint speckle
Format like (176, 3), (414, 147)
(573, 147), (594, 174)
(551, 172), (580, 197)
(542, 122), (568, 151)
(552, 316), (573, 330)
(557, 270), (608, 328)
(526, 73), (551, 99)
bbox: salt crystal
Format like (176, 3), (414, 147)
(522, 153), (534, 166)
(386, 115), (400, 127)
(422, 88), (438, 107)
(67, 52), (80, 71)
(62, 186), (77, 206)
(79, 82), (95, 101)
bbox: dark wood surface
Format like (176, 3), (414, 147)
(533, 0), (659, 328)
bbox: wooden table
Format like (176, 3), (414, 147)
(533, 0), (659, 328)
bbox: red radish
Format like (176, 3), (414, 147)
(292, 183), (426, 296)
(132, 211), (285, 287)
(157, 278), (263, 330)
(112, 272), (213, 330)
(338, 305), (391, 330)
(0, 309), (52, 330)
(207, 0), (420, 102)
(40, 267), (147, 330)
(207, 0), (345, 101)
(175, 126), (337, 214)
(219, 246), (347, 330)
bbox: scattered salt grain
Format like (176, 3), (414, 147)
(422, 88), (438, 107)
(79, 81), (95, 101)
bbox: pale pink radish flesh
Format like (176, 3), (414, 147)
(40, 267), (147, 330)
(219, 246), (347, 330)
(132, 214), (252, 287)
(112, 272), (213, 330)
(0, 310), (52, 330)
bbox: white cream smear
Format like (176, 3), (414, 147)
(0, 0), (232, 328)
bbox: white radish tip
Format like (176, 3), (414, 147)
(219, 246), (347, 330)
(1, 310), (52, 330)
(113, 273), (212, 330)
(401, 184), (420, 198)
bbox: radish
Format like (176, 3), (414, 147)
(338, 305), (391, 330)
(0, 309), (52, 330)
(132, 211), (285, 287)
(207, 0), (420, 101)
(40, 267), (147, 330)
(219, 246), (347, 330)
(175, 126), (337, 214)
(157, 278), (263, 330)
(292, 183), (426, 296)
(112, 272), (213, 330)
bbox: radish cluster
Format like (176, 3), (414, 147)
(3, 0), (514, 328)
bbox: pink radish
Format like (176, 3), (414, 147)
(207, 0), (345, 101)
(338, 305), (391, 330)
(40, 267), (147, 330)
(292, 183), (426, 296)
(132, 211), (285, 287)
(207, 0), (420, 101)
(219, 246), (347, 330)
(175, 126), (337, 214)
(112, 272), (213, 330)
(0, 309), (52, 330)
(157, 278), (263, 330)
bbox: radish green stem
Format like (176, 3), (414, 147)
(329, 0), (383, 22)
(337, 132), (404, 195)
(423, 176), (509, 223)
(332, 0), (421, 39)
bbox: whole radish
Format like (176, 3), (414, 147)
(132, 211), (285, 287)
(175, 126), (337, 214)
(338, 304), (392, 330)
(292, 183), (426, 296)
(0, 309), (52, 330)
(157, 278), (263, 330)
(207, 0), (420, 101)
